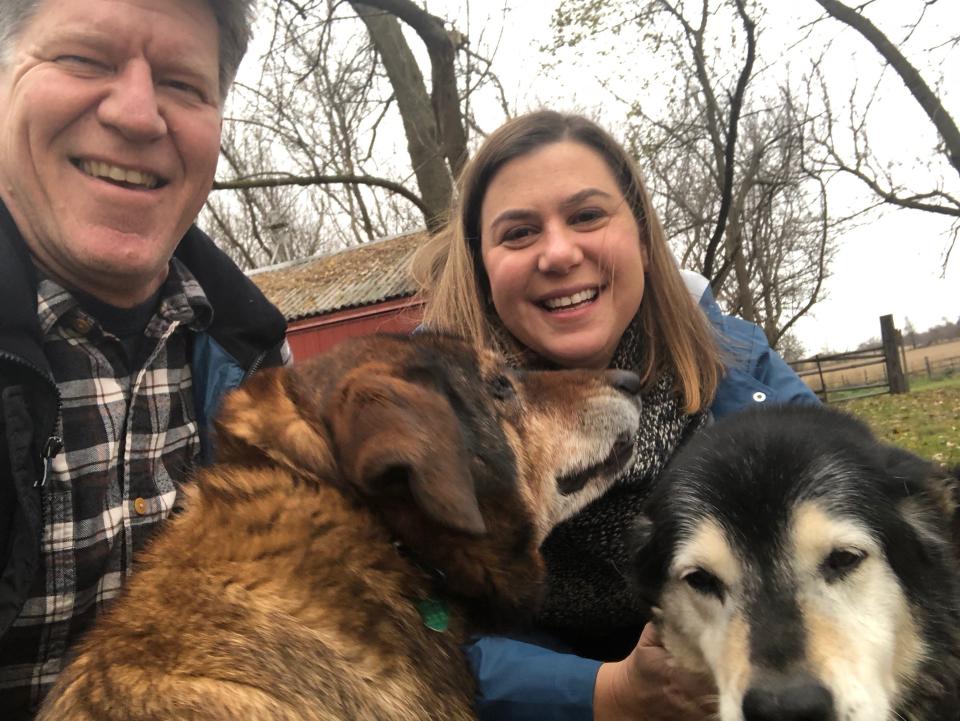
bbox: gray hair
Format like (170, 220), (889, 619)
(0, 0), (256, 103)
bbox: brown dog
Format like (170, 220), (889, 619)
(37, 333), (641, 721)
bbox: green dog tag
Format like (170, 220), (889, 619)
(415, 597), (450, 632)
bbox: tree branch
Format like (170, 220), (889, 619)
(815, 0), (960, 180)
(212, 173), (430, 218)
(349, 0), (469, 176)
(703, 0), (756, 284)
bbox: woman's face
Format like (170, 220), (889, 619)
(479, 141), (648, 369)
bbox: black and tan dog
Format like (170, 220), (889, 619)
(37, 333), (641, 721)
(631, 404), (960, 721)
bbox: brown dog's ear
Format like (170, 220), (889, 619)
(214, 369), (336, 478)
(330, 369), (487, 535)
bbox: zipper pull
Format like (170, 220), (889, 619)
(36, 436), (64, 488)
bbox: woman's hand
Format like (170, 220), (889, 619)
(594, 623), (716, 721)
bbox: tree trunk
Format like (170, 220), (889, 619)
(351, 2), (454, 230)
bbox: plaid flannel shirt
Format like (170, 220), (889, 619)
(0, 259), (213, 713)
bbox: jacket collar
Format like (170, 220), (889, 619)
(0, 201), (49, 375)
(173, 226), (287, 369)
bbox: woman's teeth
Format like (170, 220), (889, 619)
(542, 288), (599, 310)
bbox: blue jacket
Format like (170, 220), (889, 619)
(0, 203), (288, 638)
(469, 274), (819, 720)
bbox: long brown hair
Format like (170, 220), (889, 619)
(410, 110), (722, 413)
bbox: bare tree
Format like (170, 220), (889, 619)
(349, 3), (455, 229)
(633, 80), (835, 348)
(349, 0), (470, 178)
(809, 0), (959, 265)
(551, 0), (835, 348)
(814, 0), (960, 180)
(205, 0), (507, 268)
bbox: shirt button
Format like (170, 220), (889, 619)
(133, 497), (148, 515)
(73, 316), (94, 334)
(752, 391), (767, 403)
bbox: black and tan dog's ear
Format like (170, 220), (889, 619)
(884, 444), (960, 560)
(214, 368), (336, 478)
(884, 444), (955, 518)
(625, 513), (669, 605)
(917, 464), (960, 558)
(330, 368), (487, 536)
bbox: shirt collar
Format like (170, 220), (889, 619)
(35, 258), (214, 340)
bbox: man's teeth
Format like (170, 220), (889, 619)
(543, 289), (599, 310)
(79, 160), (159, 189)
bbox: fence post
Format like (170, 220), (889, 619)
(816, 357), (828, 403)
(898, 331), (909, 377)
(880, 315), (909, 394)
(925, 356), (932, 380)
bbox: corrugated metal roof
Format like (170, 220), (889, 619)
(249, 232), (426, 321)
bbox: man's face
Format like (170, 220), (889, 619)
(0, 0), (222, 307)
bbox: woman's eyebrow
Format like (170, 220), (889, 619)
(489, 208), (537, 231)
(559, 188), (613, 209)
(489, 188), (615, 231)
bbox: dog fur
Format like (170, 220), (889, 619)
(36, 333), (641, 721)
(631, 404), (960, 721)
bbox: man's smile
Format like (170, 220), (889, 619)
(72, 158), (164, 190)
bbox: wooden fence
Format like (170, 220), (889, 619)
(912, 354), (960, 381)
(789, 314), (908, 403)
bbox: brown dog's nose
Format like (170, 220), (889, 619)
(605, 369), (641, 396)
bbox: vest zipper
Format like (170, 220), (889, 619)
(242, 350), (268, 382)
(37, 435), (64, 487)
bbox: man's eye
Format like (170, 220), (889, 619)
(56, 55), (108, 71)
(162, 79), (206, 102)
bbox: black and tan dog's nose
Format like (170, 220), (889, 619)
(742, 675), (835, 721)
(604, 369), (640, 396)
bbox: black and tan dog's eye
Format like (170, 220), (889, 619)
(489, 374), (516, 401)
(821, 548), (866, 582)
(682, 568), (725, 601)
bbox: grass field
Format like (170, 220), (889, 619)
(843, 376), (960, 467)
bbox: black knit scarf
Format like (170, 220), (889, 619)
(530, 314), (707, 659)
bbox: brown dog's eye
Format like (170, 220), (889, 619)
(489, 374), (515, 401)
(682, 568), (724, 601)
(821, 549), (865, 582)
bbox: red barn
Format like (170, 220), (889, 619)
(249, 232), (427, 361)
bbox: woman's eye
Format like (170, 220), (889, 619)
(501, 226), (537, 246)
(570, 208), (605, 226)
(821, 548), (866, 582)
(682, 568), (725, 600)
